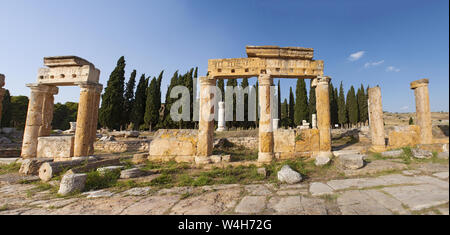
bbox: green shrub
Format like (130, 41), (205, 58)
(85, 169), (121, 191)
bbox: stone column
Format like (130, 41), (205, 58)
(410, 79), (432, 144)
(87, 84), (103, 155)
(39, 86), (58, 136)
(74, 83), (97, 157)
(21, 84), (58, 158)
(217, 101), (226, 131)
(258, 74), (274, 162)
(368, 86), (386, 152)
(197, 77), (216, 158)
(0, 74), (5, 124)
(312, 114), (317, 129)
(313, 76), (332, 154)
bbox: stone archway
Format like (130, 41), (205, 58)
(197, 46), (332, 163)
(21, 56), (103, 160)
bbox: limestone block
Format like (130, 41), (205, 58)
(37, 136), (74, 160)
(411, 149), (433, 159)
(132, 153), (149, 164)
(388, 125), (420, 149)
(277, 165), (302, 184)
(97, 166), (124, 175)
(294, 129), (320, 154)
(210, 155), (222, 163)
(337, 154), (365, 170)
(221, 155), (231, 162)
(58, 173), (87, 196)
(381, 150), (404, 158)
(437, 152), (449, 159)
(274, 129), (295, 153)
(315, 154), (331, 166)
(149, 129), (198, 160)
(120, 168), (146, 179)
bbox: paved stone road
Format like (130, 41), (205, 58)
(0, 168), (448, 215)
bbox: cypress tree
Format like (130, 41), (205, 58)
(99, 56), (126, 130)
(155, 70), (164, 128)
(162, 71), (179, 129)
(309, 80), (316, 123)
(288, 87), (295, 127)
(294, 79), (309, 126)
(359, 84), (368, 124)
(346, 85), (359, 126)
(144, 78), (160, 131)
(241, 78), (249, 129)
(131, 74), (148, 130)
(331, 86), (339, 126)
(1, 89), (12, 127)
(281, 98), (289, 128)
(123, 70), (136, 128)
(338, 82), (347, 127)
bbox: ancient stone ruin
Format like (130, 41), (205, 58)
(21, 56), (103, 161)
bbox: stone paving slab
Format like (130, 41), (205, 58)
(337, 190), (393, 215)
(121, 195), (180, 215)
(310, 182), (334, 196)
(362, 189), (410, 215)
(234, 196), (267, 214)
(245, 184), (272, 196)
(266, 196), (303, 215)
(432, 171), (449, 180)
(382, 184), (449, 211)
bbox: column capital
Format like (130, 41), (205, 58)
(410, 78), (429, 90)
(26, 83), (59, 94)
(258, 74), (273, 86)
(311, 76), (331, 87)
(199, 76), (216, 86)
(76, 82), (102, 92)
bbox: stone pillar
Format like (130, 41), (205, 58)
(87, 84), (103, 155)
(39, 86), (58, 136)
(258, 74), (274, 162)
(0, 74), (5, 124)
(217, 101), (226, 132)
(197, 77), (216, 158)
(74, 83), (97, 157)
(410, 79), (432, 144)
(21, 84), (58, 158)
(312, 114), (317, 129)
(368, 86), (386, 152)
(313, 76), (332, 154)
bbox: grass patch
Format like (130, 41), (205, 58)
(149, 174), (174, 187)
(0, 163), (20, 175)
(85, 169), (121, 191)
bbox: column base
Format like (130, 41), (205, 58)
(369, 145), (386, 153)
(216, 127), (227, 132)
(258, 152), (274, 163)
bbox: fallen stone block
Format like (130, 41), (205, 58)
(277, 165), (302, 184)
(210, 155), (222, 164)
(315, 155), (331, 166)
(19, 158), (53, 175)
(381, 149), (404, 158)
(221, 155), (231, 162)
(0, 157), (19, 165)
(120, 168), (146, 179)
(195, 156), (211, 165)
(97, 166), (124, 174)
(411, 149), (433, 159)
(58, 173), (87, 196)
(337, 154), (365, 170)
(437, 151), (449, 159)
(132, 153), (149, 164)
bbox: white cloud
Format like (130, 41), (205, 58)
(386, 66), (400, 72)
(400, 106), (409, 110)
(364, 60), (385, 68)
(348, 51), (365, 61)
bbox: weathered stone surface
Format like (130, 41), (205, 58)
(122, 187), (151, 196)
(315, 154), (331, 166)
(332, 150), (359, 157)
(337, 154), (365, 170)
(37, 136), (74, 160)
(99, 136), (115, 142)
(19, 158), (53, 175)
(276, 188), (308, 196)
(402, 170), (421, 176)
(257, 167), (267, 177)
(437, 151), (449, 159)
(122, 195), (180, 215)
(411, 148), (433, 159)
(343, 160), (407, 177)
(245, 185), (272, 196)
(120, 168), (146, 179)
(132, 153), (149, 164)
(210, 155), (222, 163)
(274, 129), (295, 153)
(97, 166), (124, 174)
(277, 165), (302, 184)
(194, 156), (211, 165)
(310, 182), (334, 196)
(368, 87), (386, 152)
(235, 196), (266, 214)
(383, 184), (448, 211)
(82, 190), (114, 198)
(58, 173), (87, 196)
(170, 188), (242, 215)
(294, 129), (320, 154)
(381, 149), (404, 158)
(266, 196), (303, 214)
(221, 155), (231, 162)
(432, 171), (449, 179)
(0, 158), (19, 165)
(337, 190), (393, 215)
(410, 79), (432, 145)
(149, 129), (198, 161)
(388, 125), (420, 149)
(363, 189), (410, 215)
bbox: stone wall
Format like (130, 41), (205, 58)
(387, 125), (420, 149)
(148, 129), (197, 163)
(94, 139), (150, 153)
(225, 137), (258, 150)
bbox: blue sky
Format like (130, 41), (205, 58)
(0, 0), (448, 112)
